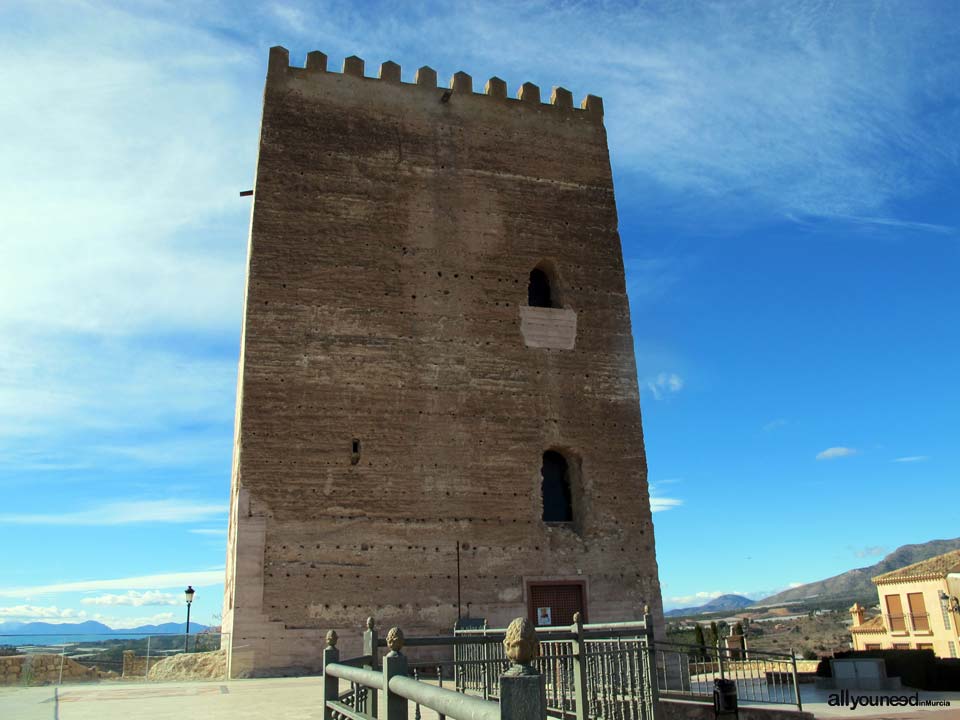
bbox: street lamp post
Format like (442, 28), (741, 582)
(184, 585), (195, 653)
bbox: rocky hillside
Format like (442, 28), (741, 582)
(757, 538), (960, 605)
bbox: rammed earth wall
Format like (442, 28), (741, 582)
(222, 47), (663, 678)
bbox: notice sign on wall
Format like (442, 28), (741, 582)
(537, 606), (552, 626)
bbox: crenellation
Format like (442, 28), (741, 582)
(450, 70), (473, 93)
(581, 94), (604, 117)
(551, 86), (573, 110)
(416, 65), (437, 87)
(485, 76), (507, 99)
(264, 46), (603, 119)
(268, 45), (290, 78)
(379, 60), (401, 83)
(517, 81), (541, 103)
(306, 50), (327, 72)
(342, 54), (365, 77)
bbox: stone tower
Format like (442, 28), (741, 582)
(222, 46), (663, 677)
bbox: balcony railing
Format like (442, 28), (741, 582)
(909, 613), (931, 633)
(885, 614), (908, 633)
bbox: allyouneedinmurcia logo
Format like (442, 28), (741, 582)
(828, 690), (951, 710)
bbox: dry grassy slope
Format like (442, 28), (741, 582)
(757, 538), (960, 605)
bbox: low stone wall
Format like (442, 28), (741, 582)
(659, 698), (814, 720)
(0, 654), (100, 685)
(121, 650), (166, 678)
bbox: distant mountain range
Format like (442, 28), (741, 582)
(665, 594), (754, 617)
(0, 619), (209, 637)
(756, 538), (960, 606)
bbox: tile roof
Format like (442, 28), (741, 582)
(873, 549), (960, 584)
(851, 614), (886, 634)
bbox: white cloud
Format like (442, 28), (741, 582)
(0, 605), (89, 621)
(651, 497), (683, 512)
(81, 591), (181, 607)
(0, 569), (224, 599)
(645, 372), (684, 400)
(189, 528), (227, 536)
(763, 419), (788, 432)
(892, 455), (929, 463)
(854, 546), (886, 559)
(815, 446), (858, 460)
(668, 591), (727, 605)
(0, 499), (227, 526)
(90, 612), (177, 630)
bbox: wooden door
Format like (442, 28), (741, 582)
(528, 582), (586, 627)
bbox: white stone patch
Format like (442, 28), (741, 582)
(518, 307), (577, 350)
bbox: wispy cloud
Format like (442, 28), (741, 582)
(645, 372), (684, 400)
(892, 455), (929, 463)
(832, 215), (956, 235)
(189, 528), (227, 536)
(0, 570), (223, 599)
(0, 500), (227, 526)
(815, 446), (858, 461)
(854, 546), (887, 559)
(80, 591), (180, 607)
(763, 418), (788, 432)
(651, 497), (683, 512)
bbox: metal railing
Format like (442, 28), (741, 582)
(322, 612), (657, 720)
(322, 622), (539, 720)
(318, 614), (804, 719)
(0, 631), (227, 686)
(454, 618), (657, 720)
(909, 612), (931, 632)
(651, 641), (802, 711)
(885, 613), (908, 633)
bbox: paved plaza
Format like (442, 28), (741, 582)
(2, 677), (959, 720)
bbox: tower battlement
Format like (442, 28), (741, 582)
(267, 46), (605, 120)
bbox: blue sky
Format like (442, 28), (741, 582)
(1, 0), (958, 627)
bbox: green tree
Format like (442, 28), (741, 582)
(693, 623), (706, 660)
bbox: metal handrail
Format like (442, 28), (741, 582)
(389, 674), (499, 720)
(651, 639), (797, 661)
(326, 662), (383, 690)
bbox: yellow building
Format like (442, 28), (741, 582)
(850, 549), (960, 658)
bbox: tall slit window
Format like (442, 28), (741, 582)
(541, 450), (573, 522)
(528, 268), (553, 308)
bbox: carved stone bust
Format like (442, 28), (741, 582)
(325, 630), (338, 648)
(502, 617), (538, 675)
(386, 626), (405, 655)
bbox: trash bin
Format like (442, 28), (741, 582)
(713, 678), (738, 717)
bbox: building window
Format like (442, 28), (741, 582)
(949, 641), (957, 658)
(528, 269), (552, 307)
(916, 643), (934, 652)
(541, 451), (573, 522)
(527, 261), (562, 308)
(864, 644), (881, 651)
(942, 599), (952, 630)
(885, 595), (907, 633)
(893, 643), (911, 650)
(907, 592), (930, 632)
